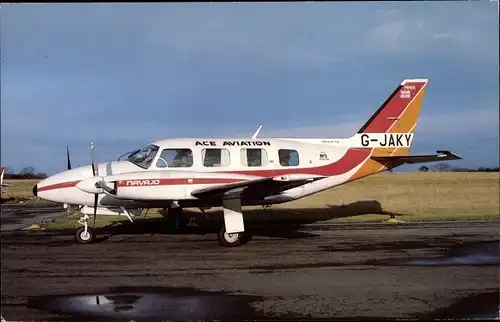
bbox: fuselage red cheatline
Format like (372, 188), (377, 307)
(33, 78), (462, 247)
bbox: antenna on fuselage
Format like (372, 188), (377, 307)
(251, 124), (263, 139)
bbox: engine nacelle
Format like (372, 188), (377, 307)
(76, 177), (106, 194)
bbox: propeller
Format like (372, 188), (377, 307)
(64, 147), (77, 215)
(90, 142), (99, 229)
(66, 146), (72, 170)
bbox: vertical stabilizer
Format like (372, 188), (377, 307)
(355, 78), (428, 157)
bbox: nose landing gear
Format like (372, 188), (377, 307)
(75, 214), (96, 244)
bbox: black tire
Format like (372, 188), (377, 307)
(75, 226), (96, 244)
(217, 225), (250, 247)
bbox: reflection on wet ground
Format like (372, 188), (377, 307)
(25, 287), (500, 321)
(26, 286), (265, 321)
(367, 241), (499, 266)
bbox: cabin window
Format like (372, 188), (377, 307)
(156, 148), (193, 168)
(240, 148), (268, 167)
(202, 148), (231, 167)
(278, 149), (299, 166)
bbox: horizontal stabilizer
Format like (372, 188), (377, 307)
(371, 150), (463, 165)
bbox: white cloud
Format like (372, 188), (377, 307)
(141, 2), (498, 66)
(362, 2), (498, 62)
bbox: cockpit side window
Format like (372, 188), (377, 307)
(156, 148), (193, 168)
(127, 144), (160, 169)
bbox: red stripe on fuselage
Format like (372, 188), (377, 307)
(116, 178), (243, 187)
(37, 178), (246, 192)
(37, 180), (80, 192)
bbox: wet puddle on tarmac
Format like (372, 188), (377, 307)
(406, 241), (499, 266)
(369, 241), (499, 266)
(26, 286), (264, 321)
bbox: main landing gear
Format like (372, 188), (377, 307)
(166, 206), (185, 232)
(216, 192), (252, 247)
(167, 193), (252, 247)
(217, 224), (251, 247)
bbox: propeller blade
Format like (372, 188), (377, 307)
(66, 146), (72, 170)
(90, 142), (99, 177)
(93, 193), (98, 228)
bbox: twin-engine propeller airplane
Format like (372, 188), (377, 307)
(33, 78), (462, 247)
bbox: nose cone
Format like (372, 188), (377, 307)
(32, 184), (37, 196)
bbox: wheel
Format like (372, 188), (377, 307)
(217, 225), (251, 247)
(75, 226), (96, 244)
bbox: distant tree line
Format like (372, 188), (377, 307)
(2, 167), (48, 179)
(418, 162), (500, 172)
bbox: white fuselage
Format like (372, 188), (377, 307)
(35, 136), (376, 209)
(33, 77), (432, 213)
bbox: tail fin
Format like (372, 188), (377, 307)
(355, 78), (428, 157)
(347, 78), (428, 182)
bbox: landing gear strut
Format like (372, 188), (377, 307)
(216, 192), (252, 247)
(75, 214), (96, 244)
(167, 206), (185, 232)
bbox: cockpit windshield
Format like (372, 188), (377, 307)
(127, 144), (159, 169)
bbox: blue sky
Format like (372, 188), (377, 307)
(1, 2), (498, 175)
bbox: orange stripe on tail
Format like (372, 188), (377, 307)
(349, 79), (428, 181)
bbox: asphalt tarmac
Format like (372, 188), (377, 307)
(0, 204), (499, 321)
(0, 203), (65, 231)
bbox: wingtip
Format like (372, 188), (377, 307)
(436, 150), (463, 160)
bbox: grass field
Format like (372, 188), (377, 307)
(1, 179), (52, 204)
(2, 172), (499, 229)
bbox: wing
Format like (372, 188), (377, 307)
(190, 174), (326, 199)
(371, 150), (462, 165)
